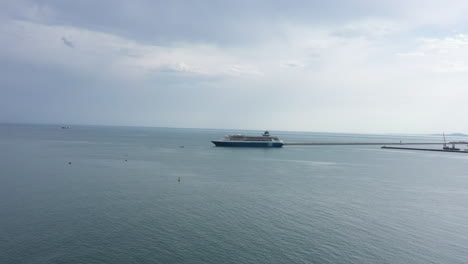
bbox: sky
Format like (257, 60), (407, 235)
(1, 0), (468, 133)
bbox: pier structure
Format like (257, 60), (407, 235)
(283, 142), (444, 146)
(283, 141), (468, 153)
(381, 146), (468, 153)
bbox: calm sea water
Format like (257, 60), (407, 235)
(1, 124), (468, 264)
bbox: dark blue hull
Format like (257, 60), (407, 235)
(212, 141), (283, 147)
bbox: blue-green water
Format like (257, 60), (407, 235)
(1, 124), (468, 264)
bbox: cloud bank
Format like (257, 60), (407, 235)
(2, 0), (468, 133)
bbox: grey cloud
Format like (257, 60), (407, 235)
(283, 62), (305, 68)
(5, 0), (468, 46)
(61, 37), (74, 48)
(14, 0), (385, 46)
(3, 0), (468, 133)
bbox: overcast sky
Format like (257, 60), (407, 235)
(2, 0), (468, 133)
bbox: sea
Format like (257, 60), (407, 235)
(1, 124), (468, 264)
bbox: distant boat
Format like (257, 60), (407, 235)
(211, 130), (284, 147)
(61, 126), (70, 129)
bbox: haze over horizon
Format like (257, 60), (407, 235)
(2, 0), (468, 134)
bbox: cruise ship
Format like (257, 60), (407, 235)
(211, 131), (284, 147)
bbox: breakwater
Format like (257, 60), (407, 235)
(284, 142), (443, 146)
(381, 146), (468, 153)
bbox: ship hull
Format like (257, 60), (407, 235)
(211, 141), (283, 147)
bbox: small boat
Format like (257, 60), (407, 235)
(211, 131), (284, 147)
